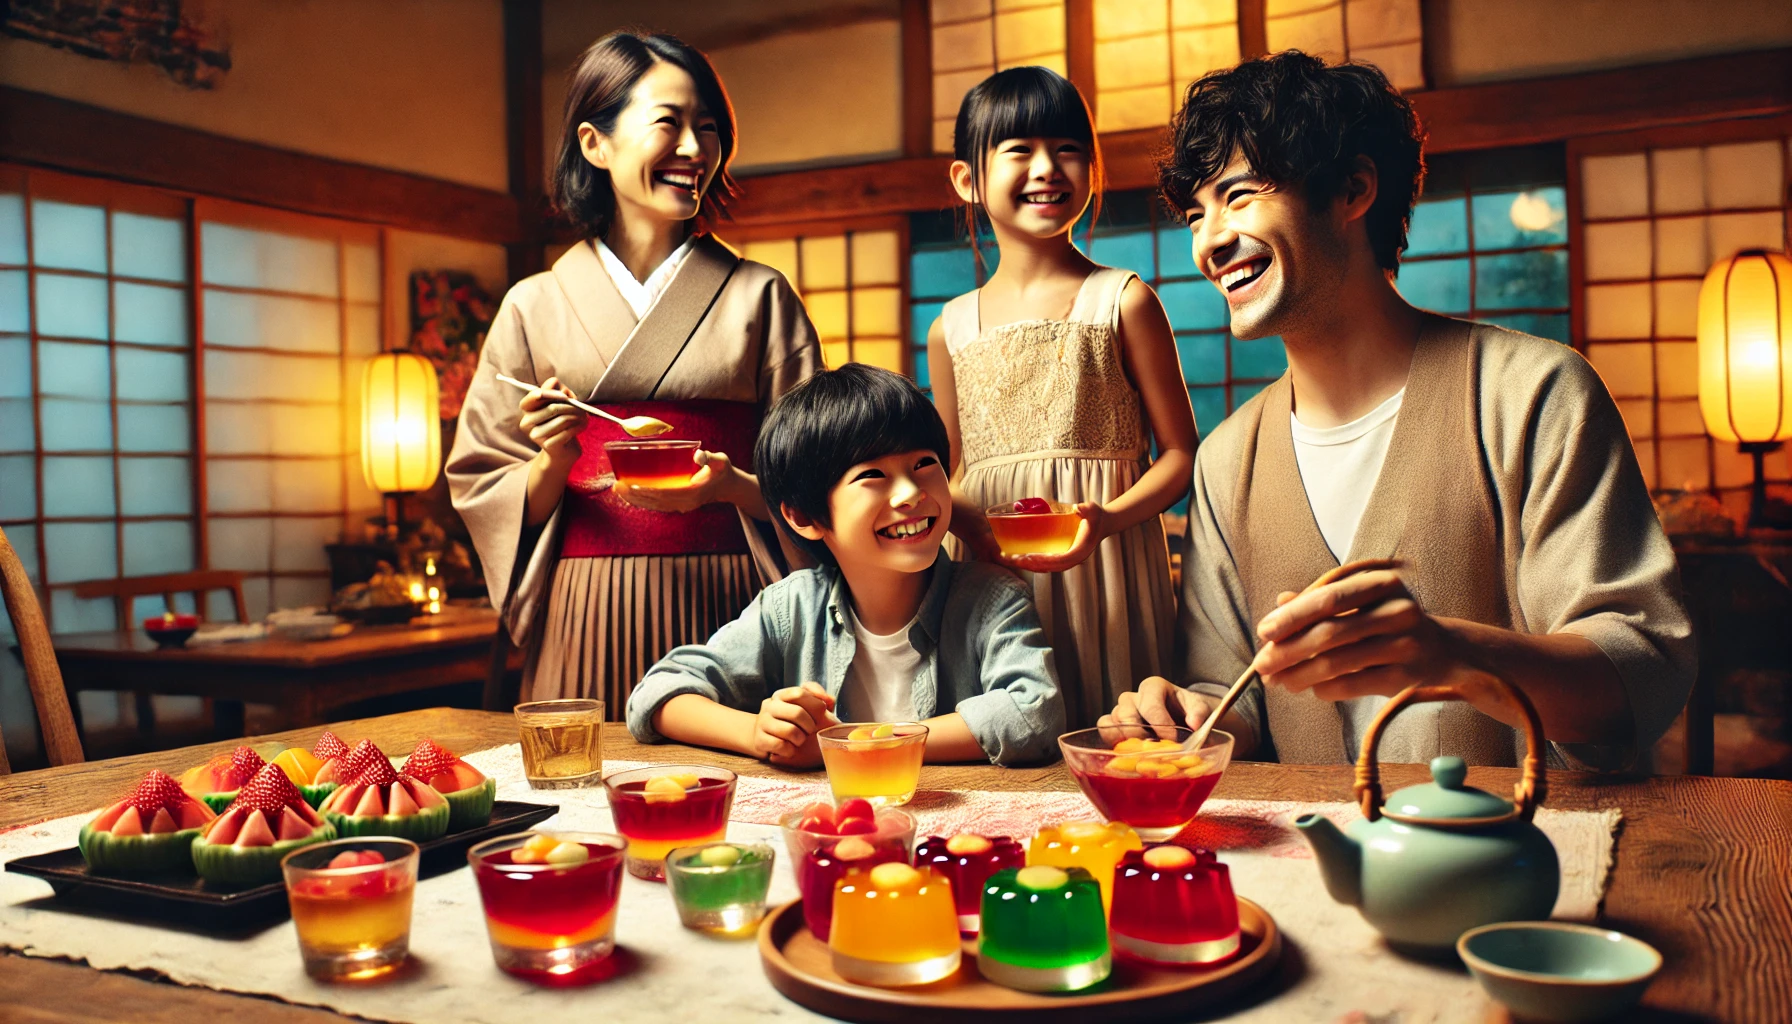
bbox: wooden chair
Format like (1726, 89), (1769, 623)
(0, 525), (85, 773)
(72, 569), (249, 740)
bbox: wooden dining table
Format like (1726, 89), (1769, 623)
(1, 707), (1788, 1023)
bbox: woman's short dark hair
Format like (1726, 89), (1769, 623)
(756, 364), (952, 567)
(1159, 51), (1425, 272)
(952, 65), (1104, 270)
(551, 31), (738, 240)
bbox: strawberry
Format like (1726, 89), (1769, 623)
(400, 738), (458, 783)
(336, 739), (387, 781)
(228, 762), (310, 813)
(353, 755), (401, 789)
(837, 798), (875, 823)
(1013, 497), (1052, 514)
(327, 849), (386, 870)
(312, 731), (350, 760)
(125, 770), (191, 813)
(226, 746), (267, 788)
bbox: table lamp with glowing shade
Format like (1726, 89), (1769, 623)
(361, 352), (441, 538)
(1698, 249), (1792, 529)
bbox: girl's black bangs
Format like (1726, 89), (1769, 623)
(959, 69), (1093, 159)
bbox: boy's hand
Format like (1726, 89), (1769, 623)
(754, 682), (838, 767)
(1000, 502), (1107, 574)
(616, 451), (744, 513)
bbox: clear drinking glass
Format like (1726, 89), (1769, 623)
(282, 838), (419, 981)
(515, 699), (604, 789)
(665, 841), (776, 936)
(467, 831), (627, 980)
(817, 723), (928, 807)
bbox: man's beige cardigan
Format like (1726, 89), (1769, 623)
(1180, 315), (1696, 769)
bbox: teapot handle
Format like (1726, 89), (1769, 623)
(1353, 675), (1547, 827)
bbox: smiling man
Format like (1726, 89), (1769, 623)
(627, 364), (1066, 767)
(1102, 52), (1694, 769)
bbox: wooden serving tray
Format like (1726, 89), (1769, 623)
(5, 800), (557, 932)
(758, 895), (1281, 1023)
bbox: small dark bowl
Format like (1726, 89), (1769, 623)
(336, 602), (423, 625)
(142, 615), (199, 649)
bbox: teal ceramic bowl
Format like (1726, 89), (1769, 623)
(1458, 922), (1661, 1022)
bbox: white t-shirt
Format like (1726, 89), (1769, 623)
(1290, 388), (1404, 562)
(840, 610), (920, 724)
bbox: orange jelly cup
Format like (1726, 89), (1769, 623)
(986, 500), (1080, 557)
(604, 439), (701, 489)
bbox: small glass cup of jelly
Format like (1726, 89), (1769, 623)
(602, 764), (737, 880)
(467, 831), (627, 981)
(985, 498), (1081, 557)
(817, 723), (928, 808)
(603, 439), (702, 489)
(665, 841), (776, 936)
(282, 838), (419, 981)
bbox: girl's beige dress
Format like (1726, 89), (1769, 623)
(941, 266), (1176, 729)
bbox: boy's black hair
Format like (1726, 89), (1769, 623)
(952, 65), (1104, 271)
(756, 364), (952, 567)
(552, 31), (738, 240)
(1159, 51), (1425, 272)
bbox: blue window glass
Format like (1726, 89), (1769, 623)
(116, 405), (190, 453)
(111, 212), (187, 283)
(1176, 334), (1227, 385)
(42, 456), (116, 517)
(40, 398), (112, 451)
(114, 282), (189, 347)
(1232, 336), (1288, 380)
(35, 273), (109, 339)
(39, 340), (110, 398)
(1089, 230), (1154, 277)
(30, 200), (107, 273)
(1480, 312), (1569, 344)
(1190, 386), (1227, 435)
(114, 348), (189, 402)
(1475, 249), (1568, 311)
(1157, 226), (1200, 280)
(0, 335), (29, 398)
(1471, 188), (1567, 250)
(50, 589), (116, 630)
(0, 399), (31, 454)
(0, 455), (33, 518)
(1399, 258), (1471, 314)
(914, 348), (931, 391)
(1405, 197), (1468, 257)
(0, 194), (25, 265)
(1158, 279), (1229, 332)
(910, 247), (977, 299)
(6, 524), (36, 584)
(1232, 381), (1270, 409)
(119, 456), (193, 516)
(910, 300), (946, 346)
(0, 271), (26, 333)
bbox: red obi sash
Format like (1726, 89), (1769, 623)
(560, 400), (759, 558)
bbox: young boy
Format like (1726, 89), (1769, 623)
(625, 364), (1065, 767)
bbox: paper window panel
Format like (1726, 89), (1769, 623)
(1657, 397), (1706, 437)
(115, 405), (191, 453)
(850, 231), (901, 286)
(1583, 221), (1652, 281)
(238, 576), (272, 622)
(933, 67), (990, 122)
(205, 350), (343, 403)
(200, 223), (339, 297)
(269, 402), (342, 457)
(0, 456), (33, 518)
(119, 457), (193, 516)
(43, 521), (117, 584)
(1652, 217), (1708, 277)
(203, 291), (341, 352)
(741, 239), (799, 289)
(122, 520), (195, 577)
(1650, 148), (1708, 215)
(933, 16), (994, 71)
(273, 516), (338, 572)
(1657, 437), (1709, 491)
(270, 458), (344, 514)
(272, 576), (331, 613)
(343, 243), (380, 302)
(931, 0), (1066, 152)
(208, 517), (272, 571)
(50, 589), (116, 632)
(1653, 279), (1700, 339)
(204, 403), (270, 455)
(994, 4), (1063, 65)
(1614, 398), (1654, 440)
(1707, 211), (1786, 262)
(852, 287), (904, 337)
(820, 341), (852, 369)
(38, 399), (113, 452)
(1097, 33), (1170, 92)
(1703, 141), (1783, 210)
(0, 272), (26, 332)
(346, 304), (381, 356)
(934, 0), (991, 24)
(1654, 342), (1700, 399)
(113, 282), (189, 347)
(1583, 283), (1652, 340)
(1266, 1), (1344, 63)
(853, 340), (905, 373)
(111, 212), (186, 283)
(0, 194), (24, 264)
(207, 458), (274, 513)
(34, 273), (108, 340)
(1580, 154), (1649, 220)
(38, 340), (110, 398)
(114, 348), (189, 402)
(1585, 343), (1654, 398)
(799, 236), (848, 291)
(6, 525), (38, 584)
(0, 399), (32, 453)
(806, 291), (850, 341)
(30, 200), (107, 273)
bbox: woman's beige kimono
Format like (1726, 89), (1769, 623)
(1178, 315), (1696, 769)
(448, 235), (821, 711)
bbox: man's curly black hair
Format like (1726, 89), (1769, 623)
(1159, 51), (1426, 272)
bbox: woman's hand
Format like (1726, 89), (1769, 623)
(754, 682), (838, 767)
(517, 375), (588, 470)
(615, 450), (747, 513)
(1000, 501), (1108, 573)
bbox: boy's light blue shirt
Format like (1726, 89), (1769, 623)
(625, 553), (1065, 766)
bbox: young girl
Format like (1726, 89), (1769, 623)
(449, 32), (820, 712)
(928, 67), (1198, 730)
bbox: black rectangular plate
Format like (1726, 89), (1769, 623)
(5, 800), (558, 932)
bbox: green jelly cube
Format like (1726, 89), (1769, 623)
(979, 866), (1109, 969)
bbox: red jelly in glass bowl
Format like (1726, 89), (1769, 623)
(913, 833), (1024, 935)
(1110, 844), (1240, 964)
(603, 439), (701, 489)
(1058, 726), (1233, 842)
(779, 801), (914, 942)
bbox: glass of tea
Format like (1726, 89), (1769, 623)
(282, 838), (420, 981)
(985, 498), (1082, 557)
(604, 439), (702, 489)
(514, 699), (605, 790)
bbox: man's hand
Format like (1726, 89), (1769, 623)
(1098, 676), (1217, 742)
(616, 450), (743, 513)
(1254, 567), (1477, 701)
(754, 682), (838, 767)
(1001, 502), (1108, 574)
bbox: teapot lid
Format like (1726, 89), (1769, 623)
(1383, 756), (1512, 821)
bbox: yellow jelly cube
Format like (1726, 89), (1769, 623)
(1106, 755), (1140, 775)
(1113, 738), (1147, 753)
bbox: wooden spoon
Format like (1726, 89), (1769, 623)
(494, 373), (674, 438)
(1185, 557), (1402, 752)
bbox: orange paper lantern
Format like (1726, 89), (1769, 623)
(1697, 249), (1791, 527)
(360, 352), (441, 495)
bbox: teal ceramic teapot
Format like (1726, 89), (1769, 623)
(1295, 677), (1559, 953)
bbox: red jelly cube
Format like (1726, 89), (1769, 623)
(913, 834), (1025, 935)
(1109, 845), (1241, 965)
(797, 837), (906, 942)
